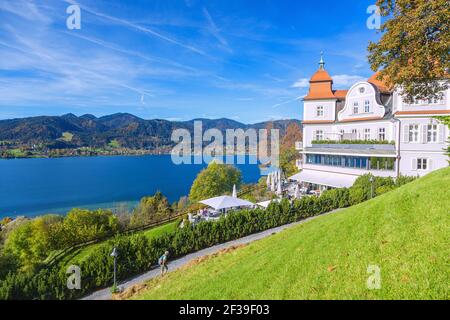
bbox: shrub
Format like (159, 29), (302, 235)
(52, 209), (119, 249)
(395, 175), (417, 187)
(311, 139), (395, 145)
(349, 174), (396, 205)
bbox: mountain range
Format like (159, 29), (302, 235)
(0, 113), (301, 150)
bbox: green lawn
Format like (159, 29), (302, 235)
(59, 132), (74, 142)
(60, 221), (179, 265)
(8, 149), (27, 157)
(131, 168), (450, 300)
(108, 139), (121, 148)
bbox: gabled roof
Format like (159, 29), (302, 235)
(333, 90), (348, 100)
(368, 72), (391, 93)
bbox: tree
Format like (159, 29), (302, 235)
(3, 215), (63, 269)
(54, 209), (119, 247)
(130, 192), (172, 227)
(279, 122), (302, 177)
(189, 162), (242, 202)
(368, 0), (450, 102)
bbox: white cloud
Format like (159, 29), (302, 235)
(202, 7), (231, 52)
(332, 74), (366, 87)
(63, 0), (208, 57)
(291, 78), (309, 88)
(0, 0), (52, 24)
(271, 96), (305, 108)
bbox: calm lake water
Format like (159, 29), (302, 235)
(0, 155), (262, 218)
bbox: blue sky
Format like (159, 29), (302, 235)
(0, 0), (381, 123)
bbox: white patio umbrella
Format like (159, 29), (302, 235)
(266, 174), (271, 189)
(199, 196), (254, 211)
(276, 179), (282, 196)
(256, 198), (282, 208)
(294, 184), (301, 199)
(270, 172), (276, 192)
(232, 184), (237, 198)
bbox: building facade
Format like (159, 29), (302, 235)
(291, 57), (449, 190)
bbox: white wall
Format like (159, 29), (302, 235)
(398, 117), (448, 176)
(338, 82), (385, 122)
(393, 84), (450, 113)
(303, 99), (336, 122)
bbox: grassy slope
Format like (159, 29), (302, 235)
(132, 168), (450, 300)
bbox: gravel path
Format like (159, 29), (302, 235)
(82, 210), (339, 300)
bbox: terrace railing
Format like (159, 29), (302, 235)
(45, 212), (186, 267)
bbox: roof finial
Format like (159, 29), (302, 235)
(319, 51), (325, 70)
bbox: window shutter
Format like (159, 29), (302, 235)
(421, 125), (428, 144)
(427, 158), (432, 171)
(411, 158), (417, 170)
(403, 125), (410, 143)
(438, 125), (446, 143)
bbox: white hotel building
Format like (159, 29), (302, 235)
(291, 57), (449, 190)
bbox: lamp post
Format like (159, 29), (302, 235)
(110, 247), (118, 292)
(369, 176), (374, 199)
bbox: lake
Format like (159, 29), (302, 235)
(0, 155), (262, 218)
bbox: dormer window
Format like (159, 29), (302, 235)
(364, 100), (370, 113)
(353, 102), (359, 114)
(316, 106), (324, 117)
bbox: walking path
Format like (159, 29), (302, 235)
(82, 210), (339, 300)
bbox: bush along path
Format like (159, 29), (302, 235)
(0, 174), (415, 300)
(83, 209), (340, 300)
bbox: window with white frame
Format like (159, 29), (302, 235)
(351, 129), (358, 140)
(364, 128), (371, 140)
(409, 97), (445, 105)
(417, 158), (428, 170)
(378, 128), (386, 141)
(408, 124), (420, 143)
(315, 130), (324, 141)
(427, 124), (438, 143)
(316, 106), (324, 117)
(353, 102), (359, 114)
(364, 100), (370, 113)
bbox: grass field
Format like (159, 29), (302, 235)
(7, 149), (27, 157)
(130, 168), (450, 300)
(108, 139), (121, 148)
(59, 132), (74, 142)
